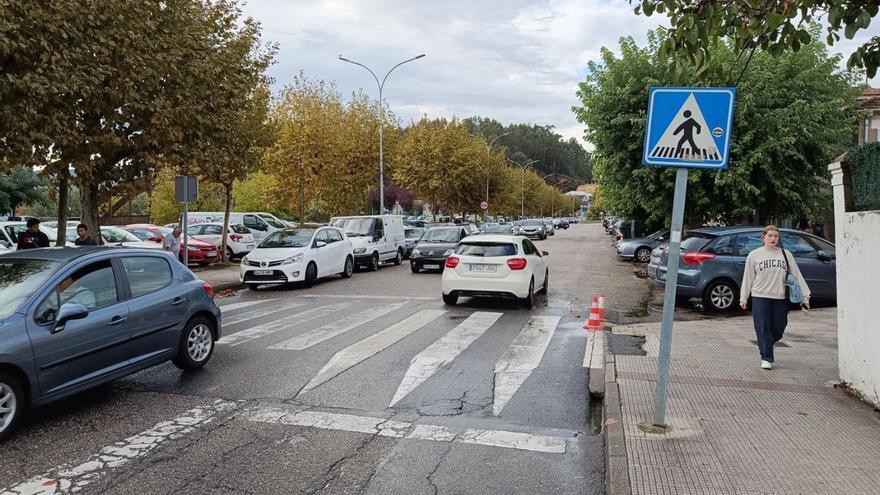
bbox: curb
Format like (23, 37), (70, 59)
(603, 327), (631, 495)
(211, 281), (246, 292)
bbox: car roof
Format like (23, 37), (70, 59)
(461, 235), (522, 243)
(688, 225), (807, 236)
(0, 246), (162, 261)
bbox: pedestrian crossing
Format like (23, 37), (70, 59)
(216, 297), (572, 416)
(649, 146), (720, 161)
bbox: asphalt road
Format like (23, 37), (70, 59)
(1, 223), (652, 495)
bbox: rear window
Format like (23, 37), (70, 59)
(456, 242), (517, 257)
(680, 234), (714, 252)
(231, 224), (250, 234)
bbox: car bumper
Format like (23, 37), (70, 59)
(442, 270), (531, 299)
(653, 267), (702, 297)
(411, 257), (447, 270)
(186, 251), (220, 263)
(239, 263), (306, 284)
(519, 231), (543, 239)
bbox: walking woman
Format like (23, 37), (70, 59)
(739, 225), (811, 370)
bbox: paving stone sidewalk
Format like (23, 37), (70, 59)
(609, 308), (880, 495)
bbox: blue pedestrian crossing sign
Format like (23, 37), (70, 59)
(643, 87), (736, 169)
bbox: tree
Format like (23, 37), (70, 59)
(148, 167), (226, 225)
(630, 0), (879, 78)
(233, 171), (280, 212)
(0, 167), (48, 214)
(573, 29), (860, 227)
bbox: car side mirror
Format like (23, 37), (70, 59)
(658, 237), (665, 241)
(315, 240), (327, 248)
(817, 250), (834, 261)
(53, 303), (88, 333)
(542, 251), (550, 256)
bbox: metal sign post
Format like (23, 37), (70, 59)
(640, 87), (735, 431)
(175, 176), (198, 265)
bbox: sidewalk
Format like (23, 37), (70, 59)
(605, 308), (880, 495)
(191, 263), (244, 291)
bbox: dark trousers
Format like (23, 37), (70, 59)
(751, 297), (788, 362)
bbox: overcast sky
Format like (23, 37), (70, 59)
(240, 0), (879, 145)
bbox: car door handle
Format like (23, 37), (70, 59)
(171, 297), (185, 306)
(736, 261), (746, 265)
(107, 316), (127, 326)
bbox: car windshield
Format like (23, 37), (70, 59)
(456, 242), (517, 257)
(421, 228), (459, 243)
(522, 220), (543, 226)
(102, 228), (142, 243)
(405, 228), (426, 239)
(259, 229), (314, 248)
(646, 229), (667, 240)
(258, 215), (286, 229)
(330, 218), (374, 237)
(231, 224), (250, 234)
(0, 259), (61, 319)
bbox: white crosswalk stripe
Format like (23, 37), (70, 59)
(222, 300), (309, 327)
(389, 311), (503, 407)
(219, 299), (278, 313)
(217, 302), (351, 346)
(493, 315), (561, 415)
(300, 309), (447, 394)
(268, 302), (408, 351)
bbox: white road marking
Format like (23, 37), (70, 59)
(217, 302), (350, 346)
(493, 315), (561, 415)
(300, 310), (447, 393)
(269, 302), (408, 351)
(299, 294), (434, 301)
(222, 300), (308, 326)
(218, 299), (278, 313)
(244, 408), (567, 454)
(389, 311), (503, 407)
(1, 400), (239, 495)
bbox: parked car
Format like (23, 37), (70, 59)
(617, 229), (670, 263)
(410, 226), (471, 273)
(481, 223), (515, 235)
(187, 212), (282, 242)
(441, 235), (549, 308)
(0, 247), (221, 441)
(100, 227), (164, 250)
(404, 227), (426, 258)
(542, 219), (555, 236)
(0, 221), (75, 250)
(122, 224), (220, 266)
(240, 226), (353, 288)
(647, 240), (668, 281)
(513, 219), (547, 240)
(654, 226), (837, 311)
(184, 222), (256, 260)
(329, 215), (405, 271)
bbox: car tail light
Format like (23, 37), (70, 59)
(445, 256), (460, 268)
(506, 258), (527, 270)
(202, 281), (215, 298)
(229, 234), (242, 242)
(682, 251), (716, 265)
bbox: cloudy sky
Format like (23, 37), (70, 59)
(240, 0), (878, 145)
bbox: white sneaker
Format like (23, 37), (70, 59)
(761, 360), (773, 370)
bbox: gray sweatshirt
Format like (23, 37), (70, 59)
(740, 246), (811, 303)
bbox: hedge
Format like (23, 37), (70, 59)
(848, 142), (880, 211)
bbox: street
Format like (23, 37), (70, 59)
(0, 223), (646, 495)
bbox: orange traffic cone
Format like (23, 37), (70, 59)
(597, 293), (606, 321)
(584, 296), (602, 330)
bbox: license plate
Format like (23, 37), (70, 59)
(424, 264), (440, 269)
(468, 264), (497, 273)
(254, 270), (273, 276)
(207, 251), (216, 256)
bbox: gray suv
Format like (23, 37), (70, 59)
(654, 226), (836, 311)
(0, 247), (221, 440)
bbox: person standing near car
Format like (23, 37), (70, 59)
(739, 225), (811, 370)
(74, 223), (99, 246)
(16, 218), (50, 249)
(164, 227), (182, 261)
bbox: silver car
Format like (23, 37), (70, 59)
(616, 229), (670, 263)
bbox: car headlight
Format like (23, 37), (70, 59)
(443, 249), (454, 256)
(282, 253), (304, 265)
(187, 245), (199, 251)
(353, 247), (366, 254)
(241, 255), (249, 265)
(411, 249), (421, 257)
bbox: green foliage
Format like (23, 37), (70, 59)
(232, 171), (279, 211)
(0, 167), (48, 213)
(631, 0), (879, 78)
(847, 142), (880, 211)
(573, 30), (860, 226)
(464, 117), (592, 181)
(148, 168), (226, 225)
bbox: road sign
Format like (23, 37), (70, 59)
(480, 201), (489, 211)
(643, 87), (736, 169)
(174, 176), (198, 202)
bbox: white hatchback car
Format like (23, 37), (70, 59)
(186, 222), (256, 260)
(240, 226), (354, 288)
(441, 235), (549, 308)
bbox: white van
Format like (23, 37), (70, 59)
(329, 215), (405, 271)
(187, 212), (282, 242)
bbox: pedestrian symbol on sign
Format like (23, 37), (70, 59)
(649, 94), (721, 162)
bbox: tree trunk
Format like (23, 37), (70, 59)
(80, 179), (102, 244)
(56, 169), (69, 246)
(222, 183), (233, 262)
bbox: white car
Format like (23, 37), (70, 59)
(240, 226), (354, 288)
(101, 227), (163, 249)
(441, 235), (549, 308)
(186, 222), (256, 259)
(0, 221), (74, 249)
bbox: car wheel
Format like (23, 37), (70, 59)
(393, 249), (403, 265)
(225, 247), (234, 261)
(542, 270), (549, 294)
(341, 256), (354, 278)
(0, 371), (24, 442)
(172, 317), (215, 371)
(635, 247), (652, 263)
(369, 253), (380, 272)
(703, 279), (737, 312)
(411, 263), (420, 273)
(304, 262), (318, 288)
(442, 293), (458, 306)
(522, 278), (535, 309)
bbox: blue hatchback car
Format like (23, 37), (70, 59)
(654, 226), (836, 311)
(0, 247), (221, 440)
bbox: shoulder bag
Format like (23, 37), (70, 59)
(781, 249), (803, 304)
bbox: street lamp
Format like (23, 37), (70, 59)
(474, 132), (510, 222)
(508, 158), (539, 219)
(339, 53), (426, 213)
